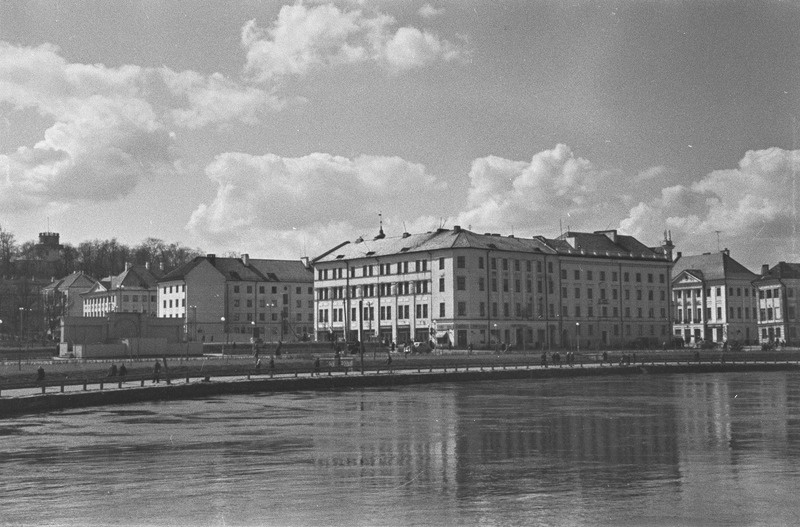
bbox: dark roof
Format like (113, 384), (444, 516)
(671, 252), (757, 283)
(249, 259), (312, 283)
(158, 255), (311, 283)
(42, 272), (98, 293)
(753, 261), (800, 283)
(313, 227), (668, 263)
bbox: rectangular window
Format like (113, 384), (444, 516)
(479, 302), (486, 317)
(478, 277), (485, 291)
(457, 276), (466, 290)
(456, 256), (466, 268)
(439, 258), (445, 270)
(574, 270), (580, 280)
(478, 257), (484, 269)
(457, 302), (466, 316)
(439, 303), (446, 317)
(439, 277), (446, 292)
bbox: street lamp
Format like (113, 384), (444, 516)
(18, 306), (24, 345)
(220, 316), (226, 357)
(576, 322), (580, 354)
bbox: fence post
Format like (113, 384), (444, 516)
(41, 385), (46, 394)
(83, 383), (87, 391)
(100, 382), (103, 390)
(140, 379), (145, 387)
(61, 384), (65, 393)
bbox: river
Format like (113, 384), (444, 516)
(2, 371), (800, 526)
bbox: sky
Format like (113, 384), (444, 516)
(1, 0), (799, 271)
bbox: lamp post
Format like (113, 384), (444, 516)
(576, 322), (580, 354)
(220, 316), (226, 357)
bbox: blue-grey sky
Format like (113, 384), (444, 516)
(1, 0), (799, 270)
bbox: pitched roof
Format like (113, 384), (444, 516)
(158, 255), (310, 283)
(249, 259), (312, 283)
(42, 272), (98, 293)
(313, 227), (668, 263)
(671, 252), (757, 283)
(753, 261), (800, 283)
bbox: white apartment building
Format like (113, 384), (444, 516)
(157, 254), (314, 343)
(82, 264), (160, 317)
(752, 262), (800, 345)
(312, 226), (675, 350)
(671, 250), (758, 346)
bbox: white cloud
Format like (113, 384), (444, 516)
(0, 42), (175, 209)
(620, 147), (800, 263)
(160, 69), (288, 129)
(186, 151), (448, 256)
(418, 4), (445, 19)
(241, 2), (466, 82)
(0, 41), (291, 210)
(452, 144), (626, 235)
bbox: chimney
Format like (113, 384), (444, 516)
(722, 248), (730, 256)
(453, 225), (461, 233)
(300, 256), (310, 269)
(761, 264), (769, 276)
(242, 253), (249, 266)
(207, 254), (216, 266)
(402, 232), (410, 238)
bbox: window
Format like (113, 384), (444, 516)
(456, 256), (466, 268)
(574, 270), (580, 280)
(456, 276), (466, 290)
(589, 270), (594, 280)
(478, 277), (485, 291)
(561, 269), (567, 279)
(478, 257), (484, 269)
(439, 277), (446, 292)
(234, 285), (240, 293)
(502, 259), (508, 271)
(503, 303), (510, 317)
(635, 273), (641, 283)
(439, 303), (446, 317)
(647, 273), (653, 283)
(247, 299), (253, 308)
(575, 287), (581, 299)
(479, 302), (486, 317)
(457, 302), (466, 316)
(503, 279), (509, 292)
(439, 258), (445, 270)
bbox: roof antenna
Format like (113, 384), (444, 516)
(715, 230), (722, 252)
(375, 212), (385, 239)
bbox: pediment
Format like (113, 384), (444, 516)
(673, 270), (703, 285)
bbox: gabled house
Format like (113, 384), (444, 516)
(41, 271), (99, 337)
(752, 261), (800, 345)
(82, 263), (161, 317)
(671, 249), (758, 345)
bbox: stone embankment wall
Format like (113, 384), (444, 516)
(2, 361), (798, 417)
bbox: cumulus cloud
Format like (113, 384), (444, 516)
(186, 151), (448, 254)
(451, 144), (628, 235)
(0, 41), (289, 210)
(241, 2), (466, 82)
(160, 69), (289, 129)
(0, 42), (176, 209)
(620, 147), (800, 264)
(418, 4), (445, 18)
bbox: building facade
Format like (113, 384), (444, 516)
(82, 264), (160, 317)
(752, 262), (800, 345)
(157, 254), (314, 343)
(41, 271), (98, 337)
(670, 250), (758, 346)
(312, 227), (675, 350)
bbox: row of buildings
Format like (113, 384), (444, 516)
(15, 226), (800, 350)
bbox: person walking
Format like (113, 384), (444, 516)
(152, 360), (161, 383)
(119, 364), (127, 381)
(36, 366), (45, 382)
(313, 356), (321, 376)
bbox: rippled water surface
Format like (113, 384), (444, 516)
(4, 372), (800, 526)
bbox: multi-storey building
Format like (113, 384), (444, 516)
(312, 226), (675, 350)
(670, 250), (758, 346)
(82, 264), (160, 317)
(157, 254), (313, 343)
(41, 271), (98, 336)
(752, 262), (800, 345)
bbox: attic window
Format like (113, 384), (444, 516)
(366, 251), (375, 256)
(335, 254), (345, 259)
(400, 247), (410, 252)
(488, 243), (497, 249)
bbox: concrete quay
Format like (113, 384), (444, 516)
(2, 357), (799, 417)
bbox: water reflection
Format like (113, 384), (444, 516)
(3, 373), (800, 526)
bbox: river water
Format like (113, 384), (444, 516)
(3, 371), (800, 526)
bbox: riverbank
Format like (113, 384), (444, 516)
(2, 351), (800, 417)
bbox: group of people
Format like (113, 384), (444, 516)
(106, 363), (128, 379)
(540, 351), (577, 367)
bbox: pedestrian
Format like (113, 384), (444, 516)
(334, 350), (341, 368)
(119, 364), (127, 380)
(541, 352), (548, 368)
(275, 340), (283, 357)
(313, 356), (321, 376)
(36, 365), (45, 382)
(632, 353), (637, 364)
(269, 355), (275, 372)
(387, 352), (392, 367)
(152, 360), (161, 383)
(254, 345), (259, 361)
(108, 363), (118, 377)
(468, 343), (473, 355)
(255, 359), (262, 373)
(602, 351), (608, 363)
